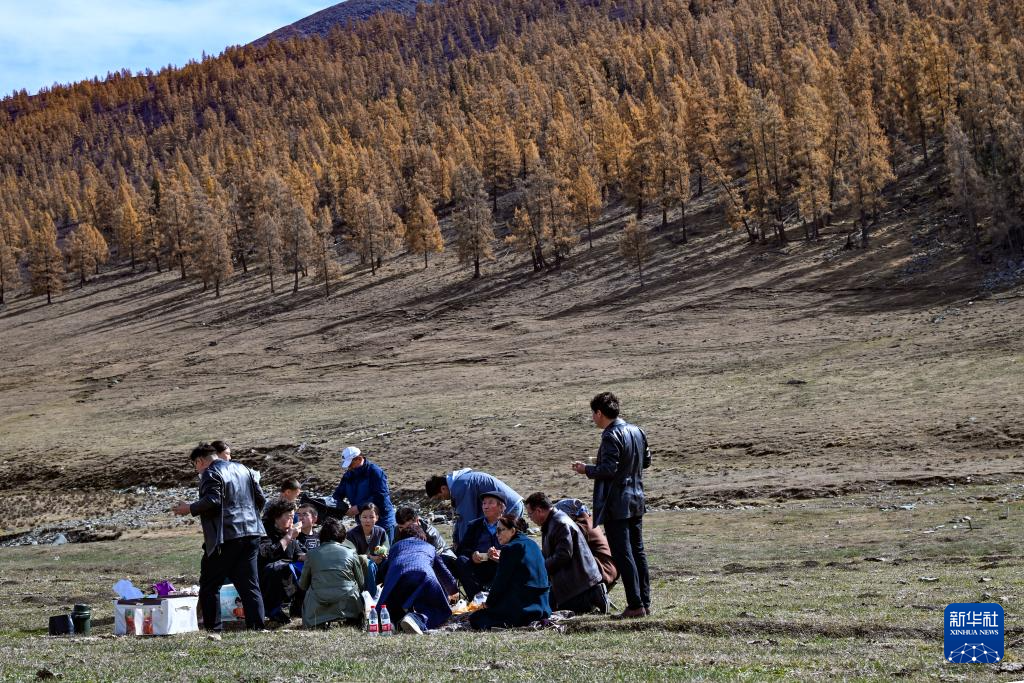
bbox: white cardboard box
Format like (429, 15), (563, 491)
(113, 595), (199, 636)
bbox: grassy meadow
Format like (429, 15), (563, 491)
(1, 482), (1022, 682)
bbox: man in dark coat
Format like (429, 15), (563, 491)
(572, 391), (651, 619)
(172, 443), (267, 631)
(555, 498), (619, 589)
(525, 492), (607, 614)
(452, 491), (505, 598)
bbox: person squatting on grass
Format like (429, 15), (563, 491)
(334, 446), (397, 541)
(452, 490), (507, 599)
(172, 443), (268, 631)
(525, 492), (608, 614)
(554, 498), (619, 590)
(258, 499), (304, 623)
(297, 517), (369, 628)
(572, 391), (652, 619)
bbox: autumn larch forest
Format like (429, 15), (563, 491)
(1, 0), (1022, 306)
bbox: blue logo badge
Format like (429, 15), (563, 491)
(944, 603), (1004, 663)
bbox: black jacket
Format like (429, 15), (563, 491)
(259, 524), (303, 568)
(541, 509), (603, 605)
(420, 519), (457, 561)
(585, 418), (651, 525)
(190, 459), (267, 556)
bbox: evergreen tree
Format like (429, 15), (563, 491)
(405, 193), (444, 268)
(0, 226), (21, 304)
(619, 216), (650, 288)
(114, 172), (144, 271)
(27, 213), (65, 304)
(451, 162), (494, 279)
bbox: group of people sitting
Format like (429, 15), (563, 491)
(257, 482), (618, 634)
(177, 389), (648, 633)
(176, 441), (620, 634)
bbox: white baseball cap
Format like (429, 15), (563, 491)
(340, 446), (362, 468)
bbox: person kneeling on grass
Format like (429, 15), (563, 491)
(297, 518), (370, 629)
(469, 515), (551, 630)
(258, 499), (303, 624)
(375, 524), (459, 634)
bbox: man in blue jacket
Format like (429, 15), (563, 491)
(332, 446), (396, 539)
(172, 443), (267, 631)
(572, 391), (651, 619)
(425, 468), (524, 547)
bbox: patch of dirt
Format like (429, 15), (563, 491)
(1, 193), (1021, 531)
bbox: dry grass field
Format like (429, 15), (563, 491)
(1, 183), (1022, 680)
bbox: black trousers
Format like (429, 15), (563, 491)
(455, 555), (496, 599)
(554, 582), (606, 614)
(199, 536), (266, 631)
(258, 560), (296, 618)
(604, 516), (650, 611)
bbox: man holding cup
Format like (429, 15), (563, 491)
(572, 391), (652, 619)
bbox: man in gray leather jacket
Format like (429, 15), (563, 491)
(572, 391), (651, 619)
(525, 492), (607, 614)
(173, 443), (267, 631)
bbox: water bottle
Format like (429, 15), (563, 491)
(367, 605), (379, 636)
(379, 604), (392, 636)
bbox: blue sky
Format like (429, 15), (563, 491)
(0, 1), (331, 96)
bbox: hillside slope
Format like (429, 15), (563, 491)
(1, 169), (1021, 533)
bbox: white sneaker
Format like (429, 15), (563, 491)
(400, 614), (423, 635)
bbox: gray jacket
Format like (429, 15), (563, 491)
(585, 418), (651, 525)
(541, 509), (603, 605)
(190, 459), (266, 556)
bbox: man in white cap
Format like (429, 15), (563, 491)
(332, 446), (396, 540)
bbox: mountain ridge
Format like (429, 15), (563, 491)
(252, 0), (429, 46)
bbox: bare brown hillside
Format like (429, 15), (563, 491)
(1, 177), (1022, 534)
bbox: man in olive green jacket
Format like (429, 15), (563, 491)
(297, 518), (368, 627)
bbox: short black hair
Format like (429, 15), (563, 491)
(524, 492), (551, 510)
(425, 475), (447, 498)
(497, 514), (528, 534)
(590, 391), (620, 420)
(319, 518), (343, 544)
(395, 524), (427, 542)
(266, 499), (297, 522)
(211, 440), (229, 454)
(189, 443), (216, 462)
(297, 503), (318, 520)
(395, 506), (419, 525)
(357, 503), (379, 518)
(282, 478), (302, 492)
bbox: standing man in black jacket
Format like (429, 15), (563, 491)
(572, 391), (651, 619)
(173, 443), (267, 631)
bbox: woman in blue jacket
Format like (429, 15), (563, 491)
(469, 515), (551, 630)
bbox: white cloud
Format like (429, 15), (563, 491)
(0, 0), (331, 95)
